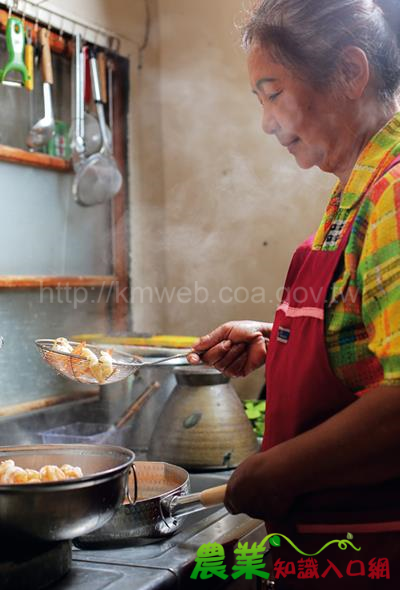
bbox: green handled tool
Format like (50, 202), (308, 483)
(1, 17), (30, 87)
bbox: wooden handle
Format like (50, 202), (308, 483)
(115, 381), (160, 429)
(97, 51), (107, 103)
(199, 484), (227, 507)
(0, 390), (98, 417)
(40, 28), (53, 85)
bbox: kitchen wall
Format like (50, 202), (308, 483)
(27, 1), (335, 398)
(156, 0), (334, 396)
(36, 0), (168, 332)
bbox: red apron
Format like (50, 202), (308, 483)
(261, 156), (400, 588)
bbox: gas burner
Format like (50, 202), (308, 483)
(2, 539), (71, 590)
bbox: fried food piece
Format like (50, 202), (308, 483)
(50, 338), (115, 383)
(69, 342), (96, 381)
(60, 464), (83, 479)
(39, 465), (67, 482)
(1, 464), (29, 484)
(0, 459), (15, 476)
(70, 342), (99, 380)
(70, 342), (114, 383)
(48, 338), (74, 374)
(90, 350), (114, 383)
(25, 469), (41, 483)
(0, 460), (84, 484)
(52, 338), (73, 354)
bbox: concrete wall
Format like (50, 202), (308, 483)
(30, 1), (335, 397)
(157, 0), (334, 396)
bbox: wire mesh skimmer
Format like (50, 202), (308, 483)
(35, 339), (191, 385)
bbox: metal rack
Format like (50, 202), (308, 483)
(3, 0), (139, 55)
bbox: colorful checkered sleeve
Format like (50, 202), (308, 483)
(314, 112), (400, 392)
(359, 171), (400, 384)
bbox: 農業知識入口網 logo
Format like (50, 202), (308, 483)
(189, 533), (390, 581)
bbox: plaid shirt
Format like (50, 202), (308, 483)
(313, 112), (400, 393)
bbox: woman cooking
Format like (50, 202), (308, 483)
(188, 0), (400, 586)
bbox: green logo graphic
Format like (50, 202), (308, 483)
(190, 542), (229, 580)
(190, 533), (361, 581)
(263, 533), (361, 556)
(232, 541), (270, 580)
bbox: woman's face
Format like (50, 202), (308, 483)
(248, 44), (349, 172)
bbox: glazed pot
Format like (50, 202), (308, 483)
(148, 366), (258, 470)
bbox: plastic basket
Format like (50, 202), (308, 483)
(40, 422), (127, 445)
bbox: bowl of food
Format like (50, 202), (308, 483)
(0, 444), (135, 541)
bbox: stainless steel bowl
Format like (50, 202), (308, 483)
(0, 444), (135, 541)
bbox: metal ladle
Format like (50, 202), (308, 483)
(26, 28), (55, 148)
(73, 48), (122, 206)
(83, 46), (113, 157)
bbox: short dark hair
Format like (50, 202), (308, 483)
(242, 0), (400, 102)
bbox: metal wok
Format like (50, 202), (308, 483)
(0, 444), (135, 541)
(74, 461), (227, 547)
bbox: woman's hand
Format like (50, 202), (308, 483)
(224, 450), (294, 522)
(187, 321), (272, 377)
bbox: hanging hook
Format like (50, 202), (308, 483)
(58, 17), (64, 42)
(82, 25), (88, 44)
(108, 36), (121, 54)
(47, 10), (52, 33)
(7, 0), (12, 19)
(21, 0), (27, 26)
(34, 3), (39, 31)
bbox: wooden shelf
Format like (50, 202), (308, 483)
(0, 145), (72, 172)
(0, 276), (117, 289)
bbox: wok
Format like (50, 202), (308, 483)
(74, 461), (227, 547)
(0, 444), (135, 541)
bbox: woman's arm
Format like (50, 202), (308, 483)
(225, 384), (400, 521)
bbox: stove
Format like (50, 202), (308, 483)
(0, 401), (268, 590)
(2, 540), (71, 590)
(52, 472), (267, 590)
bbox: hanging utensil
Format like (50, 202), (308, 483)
(26, 28), (55, 148)
(70, 33), (85, 169)
(83, 45), (112, 157)
(74, 461), (227, 546)
(72, 47), (122, 206)
(24, 26), (34, 92)
(97, 50), (108, 106)
(35, 339), (192, 385)
(107, 57), (114, 139)
(0, 16), (30, 87)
